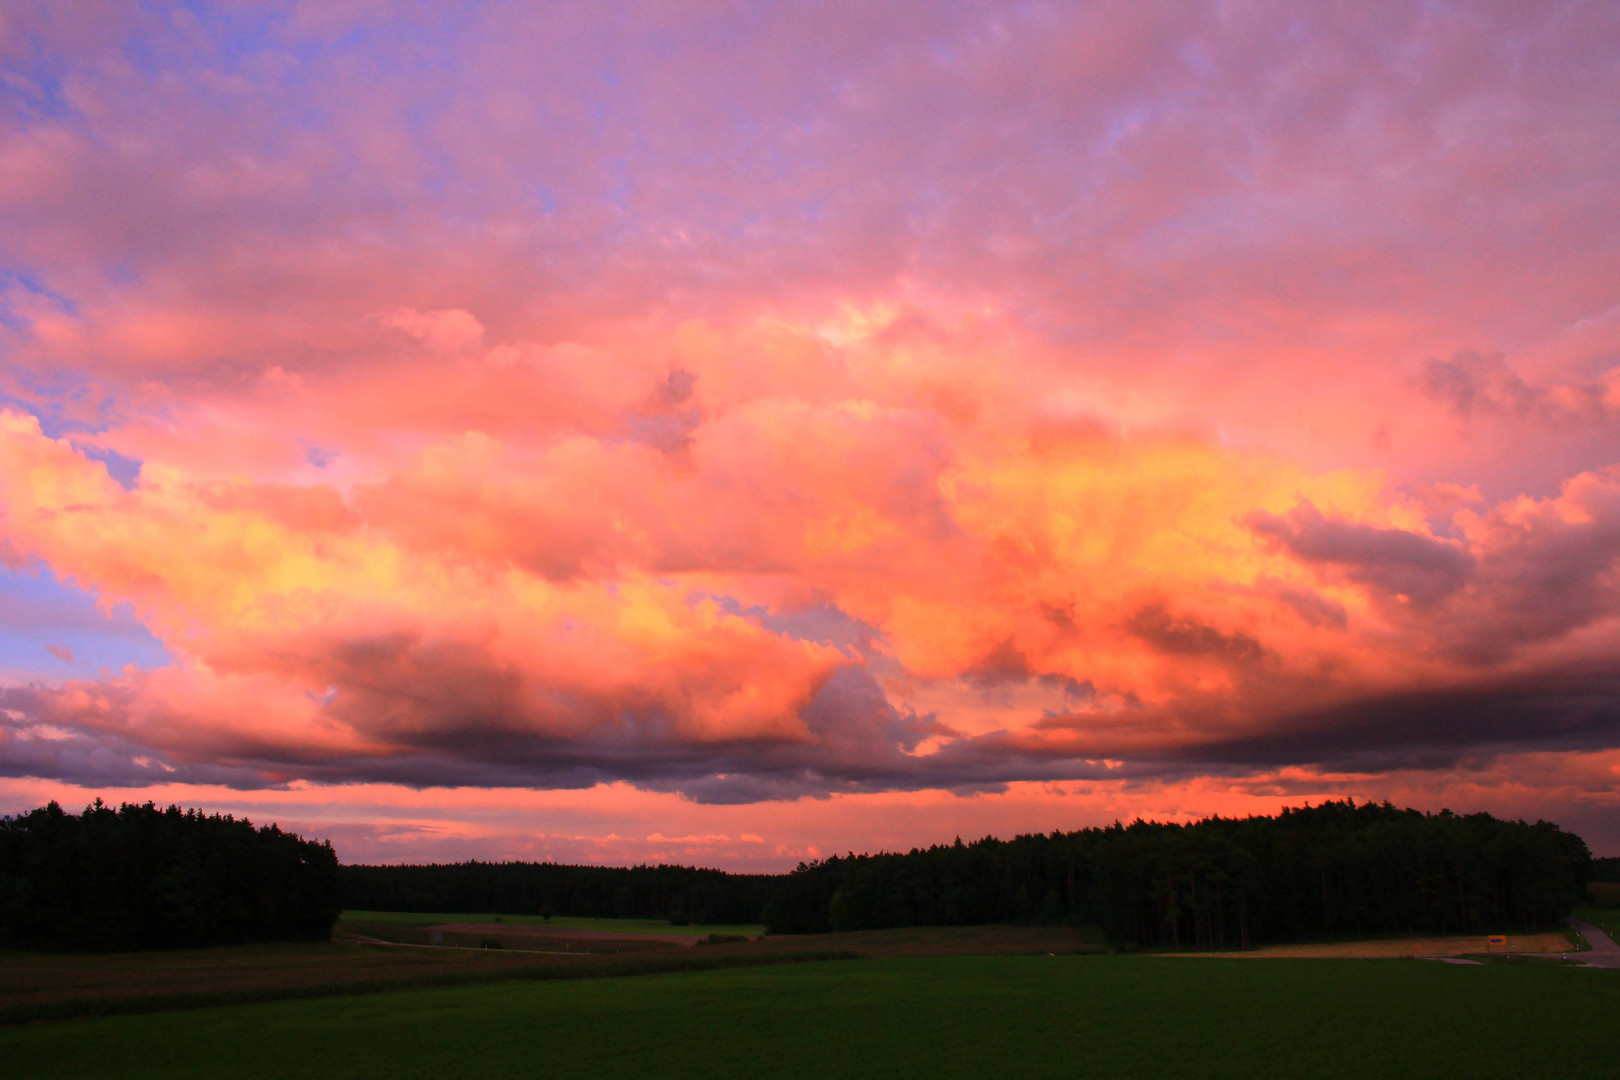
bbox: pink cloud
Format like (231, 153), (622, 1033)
(2, 2), (1619, 858)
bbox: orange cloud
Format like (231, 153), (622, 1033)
(4, 1), (1620, 858)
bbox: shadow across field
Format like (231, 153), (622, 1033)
(0, 921), (1111, 1025)
(0, 939), (856, 1026)
(7, 916), (1593, 1027)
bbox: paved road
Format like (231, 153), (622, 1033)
(1565, 918), (1620, 968)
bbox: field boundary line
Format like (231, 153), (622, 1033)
(337, 934), (584, 957)
(0, 948), (861, 1027)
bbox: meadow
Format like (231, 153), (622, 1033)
(342, 910), (764, 937)
(2, 953), (1616, 1079)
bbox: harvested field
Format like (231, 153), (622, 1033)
(0, 938), (854, 1025)
(339, 916), (1105, 958)
(0, 941), (540, 1023)
(341, 911), (764, 937)
(1168, 931), (1574, 958)
(0, 918), (1585, 1027)
(339, 919), (689, 954)
(0, 923), (1101, 1024)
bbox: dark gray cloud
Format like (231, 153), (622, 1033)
(1182, 661), (1620, 774)
(1250, 502), (1473, 608)
(1252, 483), (1620, 664)
(1127, 604), (1269, 665)
(11, 648), (1620, 805)
(1420, 351), (1611, 425)
(0, 704), (279, 790)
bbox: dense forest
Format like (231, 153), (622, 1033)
(4, 799), (1595, 952)
(340, 860), (776, 925)
(0, 801), (341, 951)
(341, 802), (1592, 949)
(761, 801), (1592, 946)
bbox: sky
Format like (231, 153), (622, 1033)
(1, 1), (1619, 869)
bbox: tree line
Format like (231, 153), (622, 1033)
(1, 798), (1594, 952)
(340, 860), (777, 926)
(760, 801), (1591, 946)
(0, 800), (341, 951)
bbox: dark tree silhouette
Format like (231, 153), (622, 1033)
(325, 801), (1592, 949)
(340, 860), (776, 925)
(759, 801), (1591, 946)
(0, 800), (341, 952)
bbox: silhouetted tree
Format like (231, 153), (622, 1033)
(758, 802), (1590, 946)
(0, 800), (340, 952)
(339, 860), (776, 925)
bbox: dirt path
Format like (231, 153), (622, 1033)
(1565, 918), (1620, 968)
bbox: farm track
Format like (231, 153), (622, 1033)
(1564, 919), (1620, 968)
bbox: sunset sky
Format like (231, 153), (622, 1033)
(2, 1), (1619, 869)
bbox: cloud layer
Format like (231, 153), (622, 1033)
(2, 2), (1619, 858)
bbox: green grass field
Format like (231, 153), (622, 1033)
(3, 955), (1616, 1079)
(339, 911), (764, 937)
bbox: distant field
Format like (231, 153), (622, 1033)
(0, 936), (846, 1025)
(1168, 930), (1573, 959)
(2, 955), (1616, 1079)
(0, 940), (541, 1024)
(0, 924), (1095, 1026)
(1585, 881), (1620, 907)
(339, 911), (764, 937)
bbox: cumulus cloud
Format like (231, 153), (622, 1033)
(382, 308), (486, 354)
(1420, 352), (1618, 426)
(8, 380), (1620, 803)
(1, 2), (1619, 854)
(1250, 503), (1474, 609)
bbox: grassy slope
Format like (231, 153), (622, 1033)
(340, 911), (764, 936)
(3, 956), (1616, 1080)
